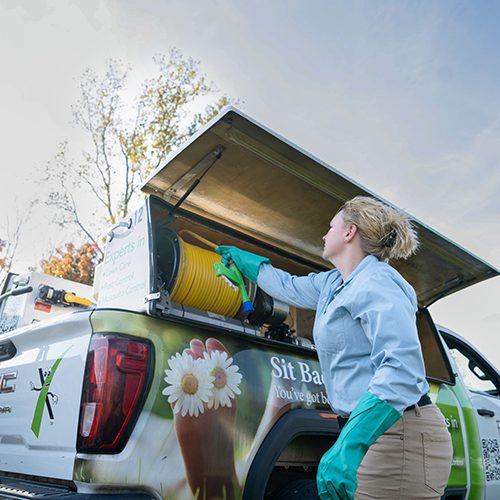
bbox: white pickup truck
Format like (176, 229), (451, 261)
(0, 108), (499, 499)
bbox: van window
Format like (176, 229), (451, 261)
(449, 347), (497, 394)
(441, 332), (500, 397)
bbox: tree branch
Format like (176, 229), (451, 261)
(68, 194), (104, 259)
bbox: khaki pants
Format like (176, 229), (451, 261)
(355, 404), (453, 500)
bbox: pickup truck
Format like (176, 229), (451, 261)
(0, 108), (499, 500)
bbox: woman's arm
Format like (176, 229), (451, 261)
(216, 245), (336, 310)
(258, 263), (333, 310)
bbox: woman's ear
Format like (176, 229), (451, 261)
(345, 224), (358, 242)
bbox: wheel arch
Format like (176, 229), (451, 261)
(242, 408), (340, 500)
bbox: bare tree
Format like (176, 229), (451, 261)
(0, 212), (26, 278)
(46, 49), (236, 254)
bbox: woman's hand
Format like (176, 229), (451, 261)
(215, 246), (269, 283)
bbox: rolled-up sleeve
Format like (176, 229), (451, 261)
(257, 263), (333, 310)
(348, 272), (427, 413)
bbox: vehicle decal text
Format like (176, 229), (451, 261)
(0, 371), (17, 393)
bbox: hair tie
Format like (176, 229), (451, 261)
(384, 228), (397, 248)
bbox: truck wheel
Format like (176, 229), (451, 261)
(271, 479), (319, 499)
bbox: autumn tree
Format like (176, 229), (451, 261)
(46, 49), (235, 258)
(41, 242), (101, 286)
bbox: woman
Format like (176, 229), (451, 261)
(216, 196), (453, 500)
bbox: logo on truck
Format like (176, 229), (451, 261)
(30, 368), (59, 424)
(30, 347), (71, 438)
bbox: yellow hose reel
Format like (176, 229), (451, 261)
(157, 229), (244, 317)
(156, 228), (288, 325)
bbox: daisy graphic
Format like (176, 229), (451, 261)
(162, 352), (214, 417)
(204, 350), (242, 409)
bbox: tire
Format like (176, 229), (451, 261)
(271, 479), (319, 499)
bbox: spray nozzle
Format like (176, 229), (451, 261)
(214, 260), (254, 315)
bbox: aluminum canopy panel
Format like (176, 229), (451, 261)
(142, 108), (499, 307)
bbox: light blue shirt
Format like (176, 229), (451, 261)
(258, 255), (429, 415)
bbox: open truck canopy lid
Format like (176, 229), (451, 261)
(142, 107), (499, 307)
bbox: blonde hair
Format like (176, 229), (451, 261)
(339, 196), (419, 262)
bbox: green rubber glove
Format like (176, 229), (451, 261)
(215, 246), (270, 283)
(317, 391), (401, 500)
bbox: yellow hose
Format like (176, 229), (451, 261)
(170, 231), (241, 317)
(178, 230), (218, 250)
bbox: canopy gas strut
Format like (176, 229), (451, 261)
(164, 145), (225, 222)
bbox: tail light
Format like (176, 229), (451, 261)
(77, 334), (153, 453)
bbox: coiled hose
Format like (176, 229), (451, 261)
(169, 230), (242, 317)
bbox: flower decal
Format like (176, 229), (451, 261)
(162, 352), (214, 417)
(204, 350), (242, 410)
(162, 342), (243, 417)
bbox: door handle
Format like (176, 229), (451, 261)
(477, 408), (495, 417)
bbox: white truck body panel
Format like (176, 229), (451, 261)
(469, 391), (500, 498)
(0, 311), (92, 479)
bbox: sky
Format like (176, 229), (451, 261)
(1, 1), (499, 367)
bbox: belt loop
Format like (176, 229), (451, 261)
(414, 404), (422, 417)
